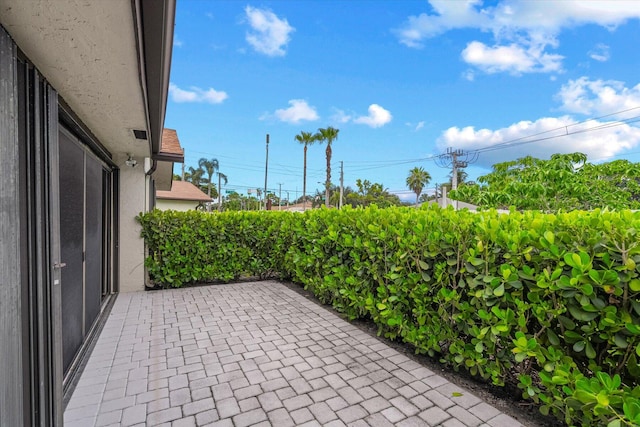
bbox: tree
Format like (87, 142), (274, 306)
(216, 172), (228, 211)
(346, 179), (401, 208)
(198, 157), (219, 198)
(315, 127), (340, 207)
(198, 158), (219, 212)
(450, 152), (640, 212)
(441, 169), (468, 194)
(419, 193), (431, 203)
(330, 185), (353, 207)
(311, 189), (325, 208)
(406, 166), (432, 206)
(184, 166), (208, 194)
(256, 188), (263, 208)
(294, 131), (317, 211)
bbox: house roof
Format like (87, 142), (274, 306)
(156, 181), (212, 202)
(153, 128), (184, 191)
(157, 128), (184, 162)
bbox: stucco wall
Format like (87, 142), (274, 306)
(117, 154), (148, 292)
(156, 199), (199, 211)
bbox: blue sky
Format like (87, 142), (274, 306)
(165, 0), (640, 202)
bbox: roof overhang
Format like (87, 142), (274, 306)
(154, 161), (175, 191)
(136, 0), (175, 161)
(0, 0), (175, 160)
(153, 128), (184, 191)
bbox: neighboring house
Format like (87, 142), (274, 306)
(155, 128), (212, 211)
(0, 1), (177, 425)
(157, 181), (213, 211)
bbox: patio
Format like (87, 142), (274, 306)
(64, 281), (531, 426)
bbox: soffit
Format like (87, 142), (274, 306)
(0, 0), (150, 158)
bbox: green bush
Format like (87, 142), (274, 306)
(138, 206), (640, 426)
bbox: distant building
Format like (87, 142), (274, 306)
(157, 181), (213, 211)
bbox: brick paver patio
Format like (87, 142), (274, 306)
(64, 281), (529, 426)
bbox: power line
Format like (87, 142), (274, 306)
(346, 156), (437, 173)
(470, 110), (640, 155)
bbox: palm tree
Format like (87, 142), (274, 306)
(315, 126), (340, 207)
(217, 172), (228, 211)
(294, 131), (317, 211)
(406, 166), (432, 206)
(198, 157), (219, 212)
(185, 166), (206, 193)
(198, 157), (219, 198)
(256, 188), (262, 210)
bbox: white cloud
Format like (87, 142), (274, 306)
(394, 0), (488, 48)
(461, 40), (563, 74)
(330, 109), (352, 124)
(589, 43), (610, 62)
(462, 69), (475, 81)
(244, 6), (295, 57)
(173, 37), (183, 48)
(437, 115), (640, 167)
(405, 121), (426, 131)
(395, 0), (640, 74)
(557, 77), (640, 117)
(396, 1), (640, 46)
(263, 99), (319, 124)
(353, 104), (393, 128)
(169, 83), (228, 104)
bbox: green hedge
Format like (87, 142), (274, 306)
(138, 206), (640, 426)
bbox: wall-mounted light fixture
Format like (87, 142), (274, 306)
(125, 154), (137, 168)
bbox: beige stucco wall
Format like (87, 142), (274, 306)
(156, 199), (200, 211)
(117, 154), (149, 292)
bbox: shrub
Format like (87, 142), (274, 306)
(138, 206), (640, 426)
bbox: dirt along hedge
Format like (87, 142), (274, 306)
(138, 206), (640, 426)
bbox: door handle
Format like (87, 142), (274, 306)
(53, 262), (66, 286)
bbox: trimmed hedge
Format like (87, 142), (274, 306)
(138, 206), (640, 426)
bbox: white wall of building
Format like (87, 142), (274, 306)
(156, 199), (200, 211)
(117, 154), (149, 292)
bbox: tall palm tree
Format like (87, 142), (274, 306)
(315, 126), (340, 207)
(406, 166), (432, 206)
(198, 157), (219, 197)
(217, 172), (228, 211)
(294, 131), (316, 211)
(198, 157), (219, 212)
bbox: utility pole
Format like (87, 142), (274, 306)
(278, 182), (283, 211)
(264, 134), (269, 210)
(339, 161), (344, 209)
(435, 148), (478, 210)
(181, 162), (185, 180)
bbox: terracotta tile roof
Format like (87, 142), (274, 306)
(160, 128), (184, 157)
(156, 181), (212, 202)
